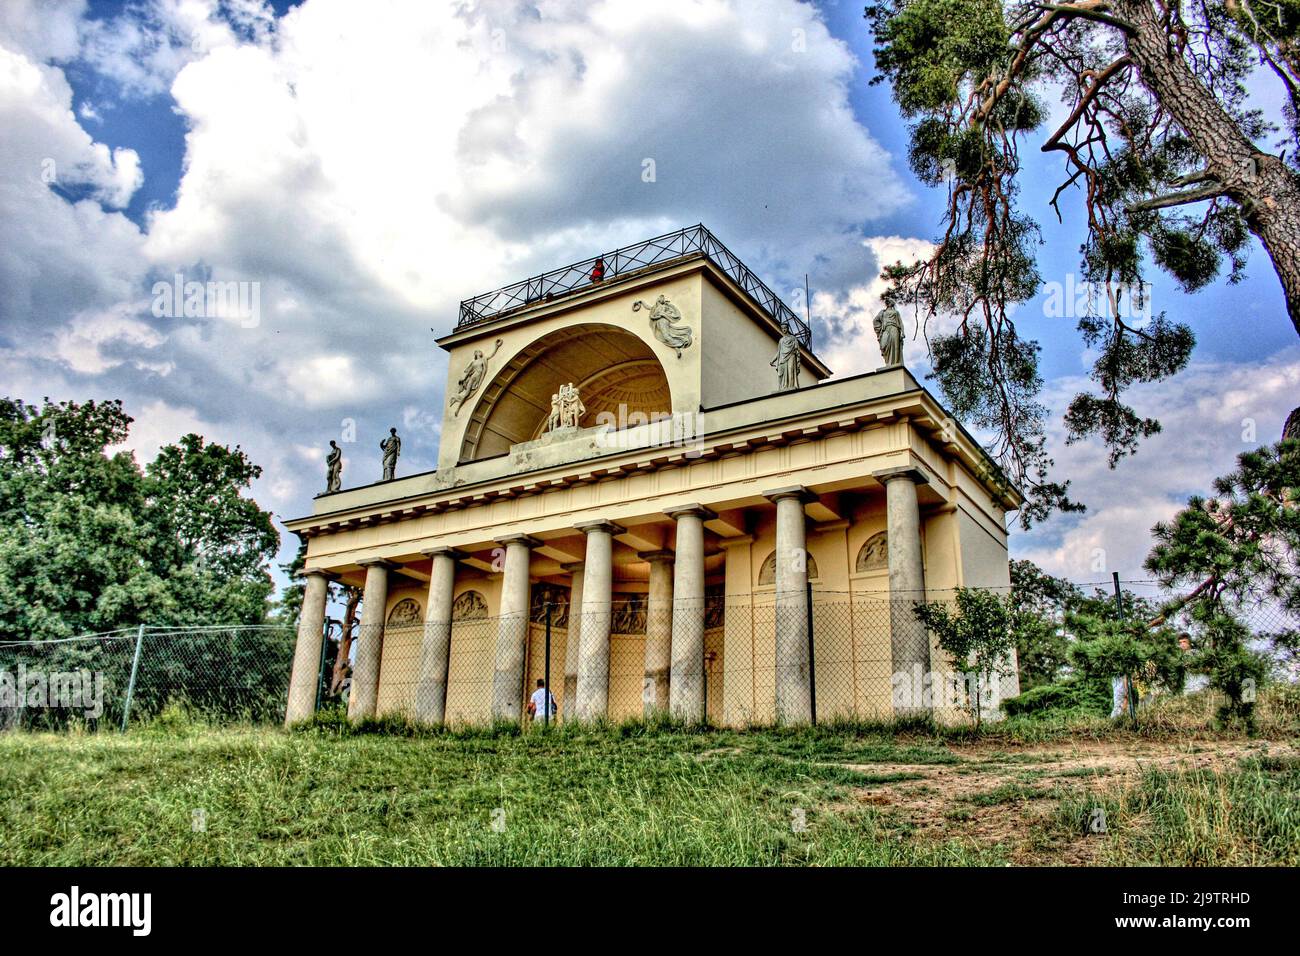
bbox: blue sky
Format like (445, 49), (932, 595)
(1, 0), (1296, 591)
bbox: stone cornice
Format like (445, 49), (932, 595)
(284, 385), (1021, 539)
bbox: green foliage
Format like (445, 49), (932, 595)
(270, 541), (307, 627)
(913, 588), (1016, 724)
(1000, 677), (1111, 718)
(864, 0), (1300, 525)
(1147, 439), (1300, 614)
(1191, 614), (1269, 731)
(1066, 612), (1187, 717)
(0, 397), (279, 639)
(1007, 559), (1078, 688)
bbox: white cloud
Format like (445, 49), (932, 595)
(818, 235), (935, 378)
(1015, 348), (1300, 582)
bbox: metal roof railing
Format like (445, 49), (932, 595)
(455, 223), (813, 348)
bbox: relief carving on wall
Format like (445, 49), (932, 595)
(633, 295), (693, 358)
(756, 550), (819, 586)
(386, 597), (423, 628)
(451, 590), (488, 621)
(447, 339), (503, 416)
(530, 582), (571, 627)
(612, 592), (648, 634)
(855, 531), (888, 573)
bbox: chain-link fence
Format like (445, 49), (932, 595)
(2, 582), (1295, 732)
(0, 625), (295, 731)
(341, 589), (1043, 728)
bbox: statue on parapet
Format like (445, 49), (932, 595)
(325, 440), (342, 493)
(380, 427), (401, 481)
(873, 305), (904, 368)
(771, 330), (801, 391)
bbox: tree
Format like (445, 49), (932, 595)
(1146, 438), (1300, 612)
(1145, 437), (1299, 723)
(270, 540), (308, 627)
(1008, 558), (1081, 687)
(914, 587), (1017, 725)
(865, 0), (1300, 523)
(0, 397), (279, 640)
(142, 433), (279, 625)
(1066, 607), (1187, 719)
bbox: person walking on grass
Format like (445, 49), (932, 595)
(527, 679), (556, 725)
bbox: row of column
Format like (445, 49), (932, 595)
(283, 470), (930, 727)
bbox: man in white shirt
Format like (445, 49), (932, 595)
(527, 679), (556, 724)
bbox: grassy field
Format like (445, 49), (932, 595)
(1, 693), (1298, 866)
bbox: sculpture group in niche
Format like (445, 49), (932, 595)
(771, 330), (801, 391)
(380, 427), (401, 481)
(633, 295), (693, 357)
(324, 440), (342, 493)
(448, 338), (503, 416)
(546, 383), (585, 432)
(873, 305), (904, 368)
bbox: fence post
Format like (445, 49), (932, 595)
(1112, 571), (1137, 718)
(544, 603), (552, 728)
(120, 624), (146, 733)
(701, 646), (707, 725)
(315, 619), (330, 713)
(805, 579), (817, 726)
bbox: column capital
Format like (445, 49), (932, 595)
(665, 503), (717, 521)
(298, 568), (340, 581)
(575, 519), (626, 536)
(420, 545), (468, 561)
(872, 465), (929, 487)
(762, 485), (816, 504)
(495, 533), (542, 549)
(716, 534), (754, 549)
(357, 558), (401, 571)
(560, 561), (585, 573)
(638, 549), (675, 564)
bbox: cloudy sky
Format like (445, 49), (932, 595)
(1, 0), (1296, 594)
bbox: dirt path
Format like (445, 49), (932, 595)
(840, 738), (1298, 865)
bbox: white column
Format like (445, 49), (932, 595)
(667, 504), (714, 721)
(284, 569), (335, 726)
(414, 546), (462, 725)
(348, 559), (397, 722)
(491, 534), (538, 722)
(640, 550), (674, 716)
(561, 561), (584, 720)
(875, 466), (930, 714)
(574, 520), (623, 720)
(765, 486), (813, 724)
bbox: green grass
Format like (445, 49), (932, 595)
(3, 691), (1296, 867)
(0, 719), (997, 866)
(1049, 756), (1300, 866)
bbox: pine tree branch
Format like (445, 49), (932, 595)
(1127, 182), (1228, 212)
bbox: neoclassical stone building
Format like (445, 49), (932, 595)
(282, 226), (1020, 726)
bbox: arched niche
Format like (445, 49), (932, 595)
(756, 550), (820, 586)
(459, 323), (672, 463)
(855, 531), (888, 573)
(386, 597), (422, 627)
(452, 590), (488, 621)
